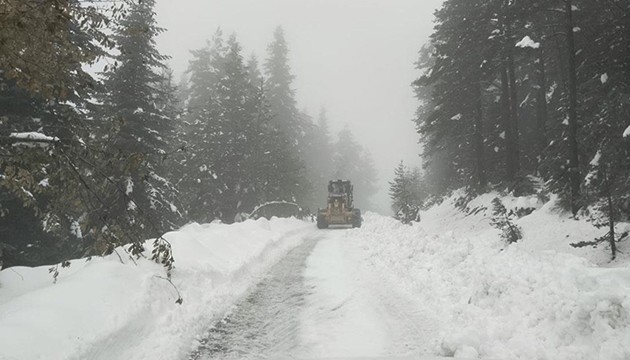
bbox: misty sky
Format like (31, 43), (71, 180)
(154, 0), (444, 214)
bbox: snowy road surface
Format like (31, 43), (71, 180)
(190, 229), (441, 360)
(3, 197), (628, 360)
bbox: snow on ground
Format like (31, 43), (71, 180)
(301, 231), (389, 357)
(2, 192), (630, 360)
(345, 192), (630, 360)
(300, 229), (442, 359)
(0, 217), (313, 360)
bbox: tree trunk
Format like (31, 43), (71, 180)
(605, 173), (617, 261)
(507, 45), (520, 177)
(501, 66), (515, 183)
(535, 44), (549, 175)
(565, 0), (581, 215)
(474, 81), (486, 190)
(502, 0), (520, 187)
(607, 190), (617, 261)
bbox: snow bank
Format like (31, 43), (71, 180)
(348, 193), (630, 360)
(0, 217), (313, 360)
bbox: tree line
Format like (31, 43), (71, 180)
(0, 0), (377, 269)
(400, 0), (629, 259)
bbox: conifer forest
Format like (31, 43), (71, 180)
(1, 0), (630, 265)
(0, 0), (378, 269)
(389, 0), (630, 260)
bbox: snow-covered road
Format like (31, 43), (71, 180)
(3, 194), (629, 360)
(191, 236), (318, 359)
(190, 228), (441, 360)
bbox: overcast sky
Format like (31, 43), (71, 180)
(154, 0), (444, 214)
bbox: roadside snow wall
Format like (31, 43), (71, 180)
(352, 192), (630, 360)
(0, 217), (312, 360)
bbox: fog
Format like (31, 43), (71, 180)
(154, 0), (444, 214)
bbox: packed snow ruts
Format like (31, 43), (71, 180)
(190, 237), (319, 360)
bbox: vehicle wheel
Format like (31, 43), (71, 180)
(316, 215), (328, 229)
(352, 210), (362, 228)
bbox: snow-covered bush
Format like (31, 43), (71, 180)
(490, 197), (522, 244)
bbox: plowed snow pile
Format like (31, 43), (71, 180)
(0, 218), (313, 360)
(350, 192), (630, 360)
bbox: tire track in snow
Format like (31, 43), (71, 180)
(299, 230), (390, 357)
(189, 226), (445, 360)
(340, 228), (444, 357)
(300, 229), (442, 358)
(190, 236), (320, 360)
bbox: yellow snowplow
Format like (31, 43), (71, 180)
(316, 180), (361, 229)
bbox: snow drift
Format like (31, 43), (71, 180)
(348, 193), (630, 360)
(0, 217), (313, 360)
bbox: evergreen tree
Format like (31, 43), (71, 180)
(208, 34), (271, 222)
(0, 0), (116, 99)
(96, 0), (181, 252)
(0, 1), (120, 267)
(241, 72), (295, 208)
(389, 161), (424, 224)
(176, 29), (227, 223)
(333, 128), (378, 210)
(490, 197), (523, 244)
(0, 74), (89, 267)
(246, 54), (263, 87)
(263, 26), (310, 206)
(302, 108), (336, 210)
(178, 31), (309, 222)
(416, 0), (496, 192)
(414, 0), (630, 257)
(577, 0), (630, 259)
(264, 27), (301, 141)
(413, 44), (459, 196)
(154, 66), (185, 217)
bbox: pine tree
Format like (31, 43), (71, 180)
(0, 74), (85, 267)
(264, 27), (300, 140)
(577, 0), (630, 259)
(414, 0), (629, 256)
(96, 0), (181, 251)
(177, 31), (309, 222)
(0, 1), (119, 266)
(241, 72), (288, 208)
(490, 197), (522, 244)
(333, 128), (378, 209)
(246, 54), (263, 87)
(416, 0), (498, 192)
(413, 44), (459, 196)
(302, 108), (336, 211)
(263, 26), (310, 206)
(578, 149), (629, 261)
(0, 0), (116, 99)
(209, 34), (268, 222)
(389, 161), (423, 224)
(154, 66), (185, 219)
(176, 29), (227, 223)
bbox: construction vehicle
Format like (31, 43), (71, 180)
(316, 180), (361, 229)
